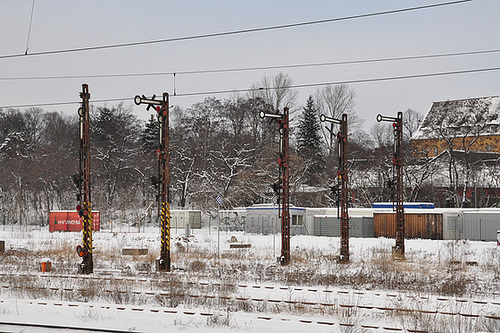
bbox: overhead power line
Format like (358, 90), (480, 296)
(0, 0), (472, 60)
(0, 48), (498, 81)
(1, 65), (497, 110)
(24, 0), (36, 55)
(174, 66), (500, 97)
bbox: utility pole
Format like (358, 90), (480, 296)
(377, 112), (405, 256)
(321, 113), (349, 262)
(134, 93), (171, 271)
(77, 83), (93, 274)
(260, 107), (290, 266)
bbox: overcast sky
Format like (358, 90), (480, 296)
(0, 0), (498, 131)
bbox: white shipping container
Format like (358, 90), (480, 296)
(462, 210), (500, 241)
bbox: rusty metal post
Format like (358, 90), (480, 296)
(158, 93), (170, 271)
(280, 107), (290, 266)
(394, 111), (405, 256)
(260, 108), (290, 266)
(321, 113), (349, 262)
(77, 84), (93, 274)
(134, 93), (171, 271)
(339, 114), (349, 262)
(377, 112), (405, 257)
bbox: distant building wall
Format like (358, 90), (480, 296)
(313, 216), (374, 238)
(245, 206), (307, 235)
(373, 212), (443, 239)
(412, 135), (500, 157)
(170, 210), (201, 229)
(462, 211), (500, 241)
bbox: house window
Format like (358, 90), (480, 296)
(292, 215), (303, 226)
(486, 145), (493, 152)
(433, 147), (438, 155)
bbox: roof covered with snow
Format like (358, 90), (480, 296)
(412, 96), (500, 140)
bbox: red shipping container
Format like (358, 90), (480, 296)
(49, 210), (100, 232)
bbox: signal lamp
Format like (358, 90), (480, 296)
(76, 245), (87, 257)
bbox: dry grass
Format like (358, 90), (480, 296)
(0, 234), (499, 332)
(1, 237), (496, 299)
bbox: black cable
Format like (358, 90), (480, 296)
(174, 66), (500, 97)
(170, 48), (500, 76)
(0, 48), (497, 81)
(24, 0), (36, 55)
(0, 0), (473, 60)
(1, 65), (497, 110)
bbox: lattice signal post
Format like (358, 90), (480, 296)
(260, 107), (290, 266)
(135, 93), (171, 271)
(377, 112), (405, 256)
(77, 84), (93, 274)
(320, 113), (349, 262)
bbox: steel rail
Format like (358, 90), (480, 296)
(0, 321), (143, 333)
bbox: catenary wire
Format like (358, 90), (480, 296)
(0, 0), (473, 60)
(24, 0), (36, 55)
(0, 48), (498, 81)
(174, 66), (500, 97)
(1, 65), (497, 110)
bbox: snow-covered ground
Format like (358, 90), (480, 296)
(1, 225), (499, 332)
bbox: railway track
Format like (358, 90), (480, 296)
(1, 270), (499, 333)
(0, 321), (142, 333)
(1, 272), (499, 321)
(2, 298), (499, 333)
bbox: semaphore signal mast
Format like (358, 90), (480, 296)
(76, 84), (93, 274)
(377, 111), (405, 257)
(260, 107), (290, 266)
(134, 93), (171, 271)
(320, 113), (349, 262)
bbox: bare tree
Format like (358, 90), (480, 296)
(22, 108), (46, 147)
(404, 149), (441, 202)
(370, 123), (393, 148)
(169, 105), (185, 130)
(250, 72), (298, 113)
(184, 97), (223, 170)
(171, 144), (195, 208)
(403, 108), (423, 141)
(315, 84), (360, 157)
(92, 103), (142, 208)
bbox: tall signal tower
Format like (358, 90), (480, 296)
(320, 113), (349, 262)
(260, 107), (290, 266)
(377, 112), (405, 256)
(134, 93), (171, 271)
(77, 84), (93, 274)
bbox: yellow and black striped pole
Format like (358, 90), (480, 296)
(158, 93), (170, 271)
(85, 204), (93, 255)
(78, 84), (93, 274)
(160, 201), (171, 271)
